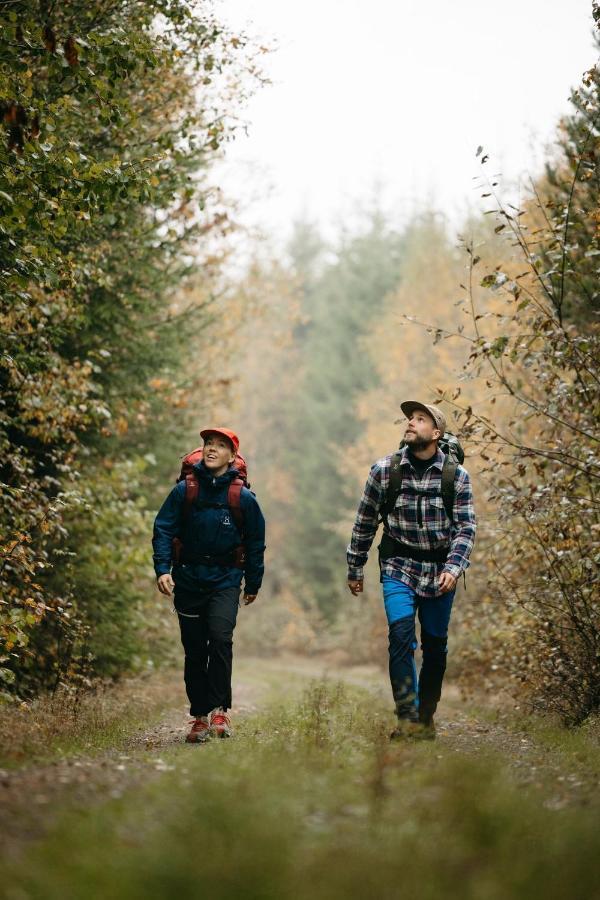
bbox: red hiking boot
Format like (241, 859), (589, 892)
(186, 716), (210, 743)
(210, 708), (232, 739)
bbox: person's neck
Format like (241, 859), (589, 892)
(409, 443), (437, 461)
(204, 463), (230, 478)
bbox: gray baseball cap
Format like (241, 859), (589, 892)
(400, 400), (447, 435)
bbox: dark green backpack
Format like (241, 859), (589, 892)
(380, 433), (464, 524)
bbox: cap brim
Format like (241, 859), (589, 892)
(400, 400), (431, 419)
(200, 429), (236, 450)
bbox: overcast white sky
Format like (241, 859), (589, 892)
(216, 0), (597, 241)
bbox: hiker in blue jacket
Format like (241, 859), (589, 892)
(152, 428), (265, 743)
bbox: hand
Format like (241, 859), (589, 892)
(438, 571), (457, 594)
(347, 579), (364, 596)
(243, 593), (257, 606)
(157, 573), (174, 596)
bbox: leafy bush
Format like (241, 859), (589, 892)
(0, 1), (258, 694)
(443, 60), (600, 725)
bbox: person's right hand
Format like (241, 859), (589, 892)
(157, 573), (174, 596)
(347, 580), (364, 596)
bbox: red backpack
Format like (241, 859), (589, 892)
(171, 447), (249, 567)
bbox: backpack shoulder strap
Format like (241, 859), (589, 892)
(227, 478), (245, 533)
(380, 452), (404, 522)
(441, 457), (457, 523)
(182, 472), (199, 521)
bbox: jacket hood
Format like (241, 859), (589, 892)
(192, 460), (240, 486)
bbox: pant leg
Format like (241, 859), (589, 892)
(416, 589), (455, 717)
(204, 586), (240, 712)
(178, 607), (211, 717)
(382, 576), (418, 720)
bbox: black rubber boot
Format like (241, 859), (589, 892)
(417, 703), (437, 739)
(418, 703), (436, 727)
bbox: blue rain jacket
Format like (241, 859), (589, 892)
(152, 462), (266, 594)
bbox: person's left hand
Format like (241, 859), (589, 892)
(438, 571), (457, 594)
(243, 593), (257, 606)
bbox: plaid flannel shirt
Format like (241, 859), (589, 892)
(347, 446), (476, 598)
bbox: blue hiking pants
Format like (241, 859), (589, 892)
(382, 574), (455, 720)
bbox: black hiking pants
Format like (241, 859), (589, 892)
(174, 583), (240, 717)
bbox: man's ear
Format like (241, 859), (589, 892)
(432, 428), (441, 441)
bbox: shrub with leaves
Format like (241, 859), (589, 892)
(0, 1), (259, 694)
(440, 57), (600, 725)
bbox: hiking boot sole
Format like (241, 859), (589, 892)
(390, 721), (435, 742)
(186, 733), (211, 743)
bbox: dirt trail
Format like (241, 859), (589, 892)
(1, 656), (597, 861)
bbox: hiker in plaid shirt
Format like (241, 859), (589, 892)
(347, 400), (476, 739)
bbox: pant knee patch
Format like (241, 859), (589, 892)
(389, 614), (414, 638)
(421, 628), (448, 653)
(389, 615), (417, 659)
(208, 630), (233, 646)
(207, 613), (235, 641)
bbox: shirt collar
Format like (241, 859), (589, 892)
(398, 445), (445, 472)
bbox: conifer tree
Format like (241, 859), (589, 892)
(284, 214), (406, 618)
(542, 36), (600, 324)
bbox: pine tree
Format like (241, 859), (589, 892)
(284, 213), (406, 619)
(541, 37), (600, 325)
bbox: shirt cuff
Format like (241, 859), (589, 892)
(347, 567), (364, 581)
(443, 563), (462, 579)
(155, 563), (172, 577)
